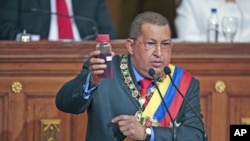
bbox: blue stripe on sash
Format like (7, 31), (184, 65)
(153, 66), (184, 122)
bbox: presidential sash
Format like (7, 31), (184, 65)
(123, 61), (192, 141)
(141, 64), (192, 127)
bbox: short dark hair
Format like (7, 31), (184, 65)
(129, 11), (170, 39)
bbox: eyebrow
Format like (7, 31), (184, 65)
(146, 39), (171, 42)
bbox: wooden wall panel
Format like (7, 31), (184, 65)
(0, 41), (250, 141)
(0, 92), (8, 141)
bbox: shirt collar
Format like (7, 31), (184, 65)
(131, 64), (144, 83)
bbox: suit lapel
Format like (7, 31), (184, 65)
(117, 54), (140, 109)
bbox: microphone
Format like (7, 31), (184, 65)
(148, 68), (177, 141)
(164, 67), (207, 141)
(26, 8), (99, 40)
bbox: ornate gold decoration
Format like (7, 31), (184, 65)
(241, 118), (250, 125)
(120, 54), (165, 125)
(214, 80), (226, 93)
(11, 81), (22, 94)
(40, 119), (61, 141)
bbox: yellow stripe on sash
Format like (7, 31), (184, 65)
(142, 64), (175, 119)
(124, 65), (175, 141)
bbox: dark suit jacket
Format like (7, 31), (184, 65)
(0, 0), (117, 40)
(55, 55), (205, 141)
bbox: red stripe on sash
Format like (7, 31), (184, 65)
(161, 71), (192, 126)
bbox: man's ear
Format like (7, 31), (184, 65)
(125, 38), (134, 55)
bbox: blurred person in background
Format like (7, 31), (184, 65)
(174, 0), (250, 42)
(0, 0), (117, 41)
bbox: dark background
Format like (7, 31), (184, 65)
(106, 0), (177, 39)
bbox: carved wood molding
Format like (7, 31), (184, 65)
(0, 41), (250, 76)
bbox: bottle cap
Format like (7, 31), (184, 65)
(96, 34), (110, 42)
(211, 8), (217, 13)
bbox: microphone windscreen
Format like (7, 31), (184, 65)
(164, 66), (171, 75)
(148, 68), (155, 77)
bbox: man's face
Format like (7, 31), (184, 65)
(128, 23), (172, 79)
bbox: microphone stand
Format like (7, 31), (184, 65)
(148, 68), (177, 141)
(153, 78), (177, 141)
(164, 67), (207, 141)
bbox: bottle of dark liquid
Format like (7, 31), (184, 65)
(96, 34), (112, 78)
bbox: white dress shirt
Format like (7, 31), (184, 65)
(49, 0), (81, 41)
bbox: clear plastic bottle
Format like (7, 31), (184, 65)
(207, 8), (219, 42)
(96, 34), (112, 78)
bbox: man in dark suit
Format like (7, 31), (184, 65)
(0, 0), (117, 40)
(56, 11), (206, 141)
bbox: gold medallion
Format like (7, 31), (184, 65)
(135, 110), (142, 121)
(138, 97), (146, 107)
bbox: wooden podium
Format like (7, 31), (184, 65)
(0, 41), (250, 141)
